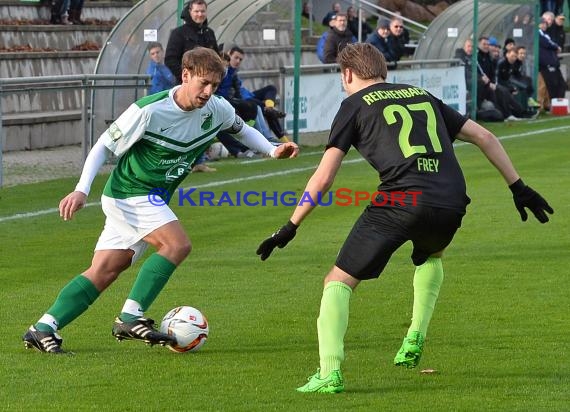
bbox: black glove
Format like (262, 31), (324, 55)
(256, 220), (298, 261)
(509, 179), (554, 223)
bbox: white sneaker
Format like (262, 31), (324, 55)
(505, 115), (522, 122)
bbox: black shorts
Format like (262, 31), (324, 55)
(335, 205), (464, 280)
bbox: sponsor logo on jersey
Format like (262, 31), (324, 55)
(201, 112), (213, 130)
(165, 161), (191, 182)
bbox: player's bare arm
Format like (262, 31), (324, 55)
(456, 119), (553, 223)
(456, 119), (520, 184)
(257, 147), (344, 261)
(291, 147), (345, 225)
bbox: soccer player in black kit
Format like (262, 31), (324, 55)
(257, 43), (553, 393)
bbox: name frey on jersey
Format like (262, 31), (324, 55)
(417, 157), (439, 173)
(361, 87), (428, 105)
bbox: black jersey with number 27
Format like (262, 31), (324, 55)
(327, 82), (471, 213)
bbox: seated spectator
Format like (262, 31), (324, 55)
(323, 13), (356, 64)
(389, 17), (410, 60)
(513, 46), (539, 107)
(347, 6), (372, 41)
(215, 51), (271, 158)
(454, 38), (473, 87)
(477, 36), (527, 121)
(145, 42), (176, 95)
(487, 36), (501, 63)
(502, 38), (516, 57)
(218, 46), (289, 143)
(316, 30), (330, 63)
(497, 48), (538, 116)
(322, 2), (341, 27)
(366, 20), (399, 69)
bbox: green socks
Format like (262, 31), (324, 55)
(119, 253), (176, 322)
(317, 281), (352, 377)
(34, 254), (177, 332)
(35, 275), (100, 332)
(409, 257), (444, 336)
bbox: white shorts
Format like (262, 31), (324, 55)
(95, 195), (178, 263)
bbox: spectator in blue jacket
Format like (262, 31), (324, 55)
(366, 20), (398, 68)
(146, 42), (176, 95)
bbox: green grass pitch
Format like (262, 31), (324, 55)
(1, 116), (569, 411)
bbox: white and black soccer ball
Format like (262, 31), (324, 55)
(206, 142), (229, 160)
(160, 306), (209, 353)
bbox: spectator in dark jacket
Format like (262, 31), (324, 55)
(165, 0), (219, 84)
(539, 17), (567, 99)
(547, 14), (566, 49)
(347, 6), (372, 41)
(454, 38), (473, 89)
(366, 20), (398, 68)
(165, 0), (219, 172)
(477, 36), (526, 120)
(323, 13), (355, 64)
(389, 17), (409, 59)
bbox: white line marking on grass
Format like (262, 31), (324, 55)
(1, 124), (569, 223)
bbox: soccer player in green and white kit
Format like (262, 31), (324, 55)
(257, 43), (553, 393)
(23, 47), (299, 354)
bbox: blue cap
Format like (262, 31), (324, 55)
(488, 37), (499, 47)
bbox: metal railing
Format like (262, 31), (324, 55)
(0, 74), (150, 187)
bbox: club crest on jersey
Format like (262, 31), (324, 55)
(201, 112), (213, 130)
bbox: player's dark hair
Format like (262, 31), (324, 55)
(181, 47), (225, 80)
(337, 43), (387, 80)
(229, 46), (245, 55)
(181, 0), (207, 22)
(147, 42), (163, 51)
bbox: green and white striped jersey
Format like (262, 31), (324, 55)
(100, 87), (237, 200)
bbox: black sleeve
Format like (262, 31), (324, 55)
(326, 99), (359, 153)
(208, 28), (219, 52)
(429, 93), (468, 140)
(165, 29), (184, 84)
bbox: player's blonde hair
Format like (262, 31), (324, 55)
(337, 43), (388, 81)
(181, 47), (225, 81)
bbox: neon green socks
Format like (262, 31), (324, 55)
(119, 253), (176, 322)
(35, 274), (100, 332)
(317, 281), (352, 377)
(409, 257), (444, 336)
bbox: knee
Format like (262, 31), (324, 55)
(164, 240), (192, 264)
(178, 240), (192, 259)
(84, 267), (123, 291)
